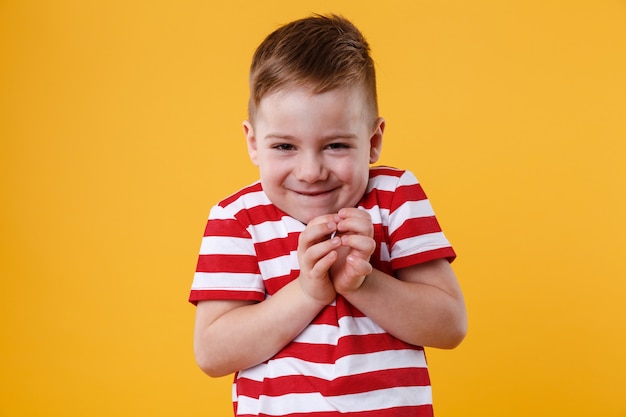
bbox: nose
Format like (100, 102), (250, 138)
(295, 152), (328, 183)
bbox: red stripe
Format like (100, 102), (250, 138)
(220, 182), (263, 207)
(310, 305), (341, 326)
(204, 218), (250, 238)
(264, 273), (298, 295)
(335, 334), (421, 359)
(360, 183), (427, 214)
(360, 188), (394, 210)
(244, 203), (289, 225)
(196, 254), (259, 273)
(369, 166), (404, 179)
(239, 405), (433, 417)
(254, 232), (300, 262)
(390, 183), (428, 212)
(392, 247), (456, 270)
(188, 289), (264, 304)
(370, 223), (393, 274)
(308, 302), (366, 327)
(274, 333), (421, 363)
(236, 367), (430, 398)
(390, 216), (442, 243)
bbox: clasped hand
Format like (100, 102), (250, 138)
(297, 207), (376, 305)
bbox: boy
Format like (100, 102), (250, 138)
(190, 14), (467, 417)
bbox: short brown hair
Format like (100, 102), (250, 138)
(248, 14), (378, 122)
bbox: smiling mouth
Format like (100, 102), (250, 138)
(293, 188), (335, 197)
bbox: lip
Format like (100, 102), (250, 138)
(290, 187), (337, 197)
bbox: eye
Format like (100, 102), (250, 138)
(273, 143), (295, 151)
(326, 142), (350, 150)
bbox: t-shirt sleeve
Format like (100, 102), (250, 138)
(188, 205), (265, 305)
(387, 170), (456, 271)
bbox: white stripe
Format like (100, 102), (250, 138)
(388, 199), (435, 235)
(334, 349), (427, 378)
(366, 173), (402, 192)
(328, 386), (432, 411)
(237, 386), (432, 415)
(379, 241), (391, 262)
(392, 232), (451, 259)
(238, 392), (335, 415)
(294, 324), (340, 345)
(199, 236), (252, 255)
(258, 254), (293, 278)
(337, 315), (386, 336)
(223, 189), (270, 211)
(294, 316), (385, 344)
(361, 204), (389, 223)
(281, 215), (306, 232)
(191, 272), (264, 293)
(329, 386), (432, 411)
(249, 216), (304, 243)
(240, 349), (427, 382)
(397, 169), (420, 187)
(207, 205), (230, 220)
(250, 219), (287, 242)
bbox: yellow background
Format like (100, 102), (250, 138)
(2, 0), (625, 416)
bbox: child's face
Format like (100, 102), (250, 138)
(244, 85), (384, 224)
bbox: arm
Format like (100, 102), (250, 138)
(330, 208), (467, 349)
(194, 215), (342, 377)
(341, 259), (467, 349)
(194, 280), (325, 377)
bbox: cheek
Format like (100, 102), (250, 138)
(333, 156), (369, 181)
(260, 161), (288, 183)
(334, 165), (355, 182)
(335, 163), (369, 189)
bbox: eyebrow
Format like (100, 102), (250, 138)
(264, 133), (359, 141)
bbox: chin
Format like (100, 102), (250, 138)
(298, 213), (320, 225)
(295, 209), (331, 225)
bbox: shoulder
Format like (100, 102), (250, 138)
(367, 166), (419, 191)
(210, 181), (279, 221)
(208, 182), (297, 238)
(216, 181), (267, 212)
(365, 166), (423, 201)
(361, 166), (429, 214)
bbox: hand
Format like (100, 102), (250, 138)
(330, 208), (376, 295)
(296, 214), (342, 306)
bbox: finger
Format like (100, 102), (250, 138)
(340, 234), (376, 258)
(299, 220), (338, 248)
(310, 250), (338, 277)
(346, 255), (374, 276)
(338, 207), (371, 221)
(307, 213), (341, 227)
(337, 215), (373, 237)
(304, 235), (341, 263)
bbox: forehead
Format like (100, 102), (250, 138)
(255, 84), (373, 127)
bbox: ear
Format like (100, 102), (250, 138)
(243, 120), (259, 166)
(369, 117), (385, 164)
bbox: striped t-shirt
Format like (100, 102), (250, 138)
(190, 166), (456, 417)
